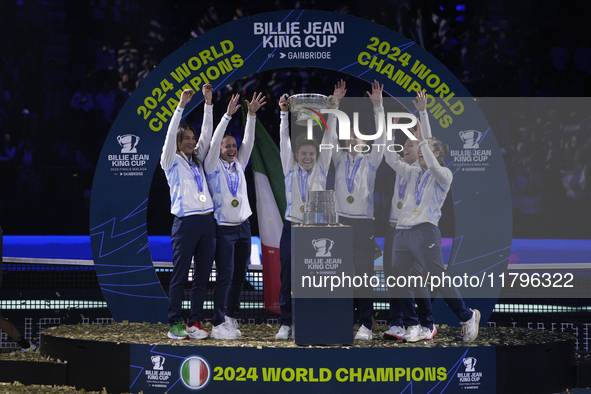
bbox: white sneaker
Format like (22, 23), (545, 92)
(275, 325), (292, 340)
(461, 308), (480, 342)
(225, 316), (242, 337)
(383, 325), (405, 340)
(355, 325), (372, 340)
(402, 325), (426, 343)
(186, 320), (211, 340)
(20, 343), (37, 352)
(422, 325), (437, 340)
(212, 321), (239, 340)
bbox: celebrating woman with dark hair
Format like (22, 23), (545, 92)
(275, 84), (341, 340)
(329, 79), (385, 341)
(204, 91), (266, 340)
(160, 85), (216, 340)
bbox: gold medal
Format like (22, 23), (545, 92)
(199, 194), (206, 203)
(414, 207), (419, 215)
(397, 201), (403, 209)
(346, 195), (354, 204)
(300, 205), (305, 212)
(231, 199), (239, 208)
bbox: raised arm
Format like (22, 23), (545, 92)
(417, 125), (452, 189)
(237, 92), (266, 166)
(319, 112), (336, 171)
(329, 115), (342, 166)
(384, 143), (415, 182)
(161, 89), (194, 170)
(204, 93), (241, 174)
(279, 95), (293, 176)
(329, 79), (347, 165)
(413, 90), (432, 139)
(195, 84), (213, 162)
(368, 80), (386, 166)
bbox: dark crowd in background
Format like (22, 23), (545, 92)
(0, 0), (590, 239)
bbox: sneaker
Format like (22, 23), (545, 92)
(186, 320), (211, 340)
(355, 325), (372, 340)
(402, 325), (426, 343)
(225, 316), (242, 337)
(275, 325), (292, 340)
(20, 343), (38, 352)
(212, 321), (239, 340)
(422, 325), (437, 340)
(167, 320), (190, 340)
(461, 308), (480, 343)
(383, 325), (405, 340)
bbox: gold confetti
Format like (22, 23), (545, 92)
(8, 323), (570, 351)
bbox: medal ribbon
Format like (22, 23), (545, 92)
(345, 155), (363, 194)
(298, 168), (309, 203)
(414, 170), (431, 207)
(398, 174), (407, 200)
(222, 160), (239, 197)
(188, 158), (204, 193)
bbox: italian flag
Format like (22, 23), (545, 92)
(242, 103), (286, 314)
(181, 357), (209, 388)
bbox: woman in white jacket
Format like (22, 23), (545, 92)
(204, 92), (266, 340)
(385, 109), (480, 343)
(329, 79), (385, 341)
(160, 86), (215, 341)
(274, 83), (341, 340)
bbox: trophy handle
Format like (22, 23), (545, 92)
(327, 95), (337, 109)
(282, 93), (291, 111)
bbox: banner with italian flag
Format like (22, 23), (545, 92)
(242, 103), (286, 314)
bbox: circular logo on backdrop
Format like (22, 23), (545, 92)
(180, 356), (211, 390)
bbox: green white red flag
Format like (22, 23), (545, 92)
(241, 103), (286, 314)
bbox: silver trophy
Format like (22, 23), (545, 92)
(303, 190), (338, 225)
(287, 93), (333, 126)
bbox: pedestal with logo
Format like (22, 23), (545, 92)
(291, 225), (354, 345)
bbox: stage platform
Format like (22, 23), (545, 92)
(1, 236), (590, 393)
(4, 322), (573, 394)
